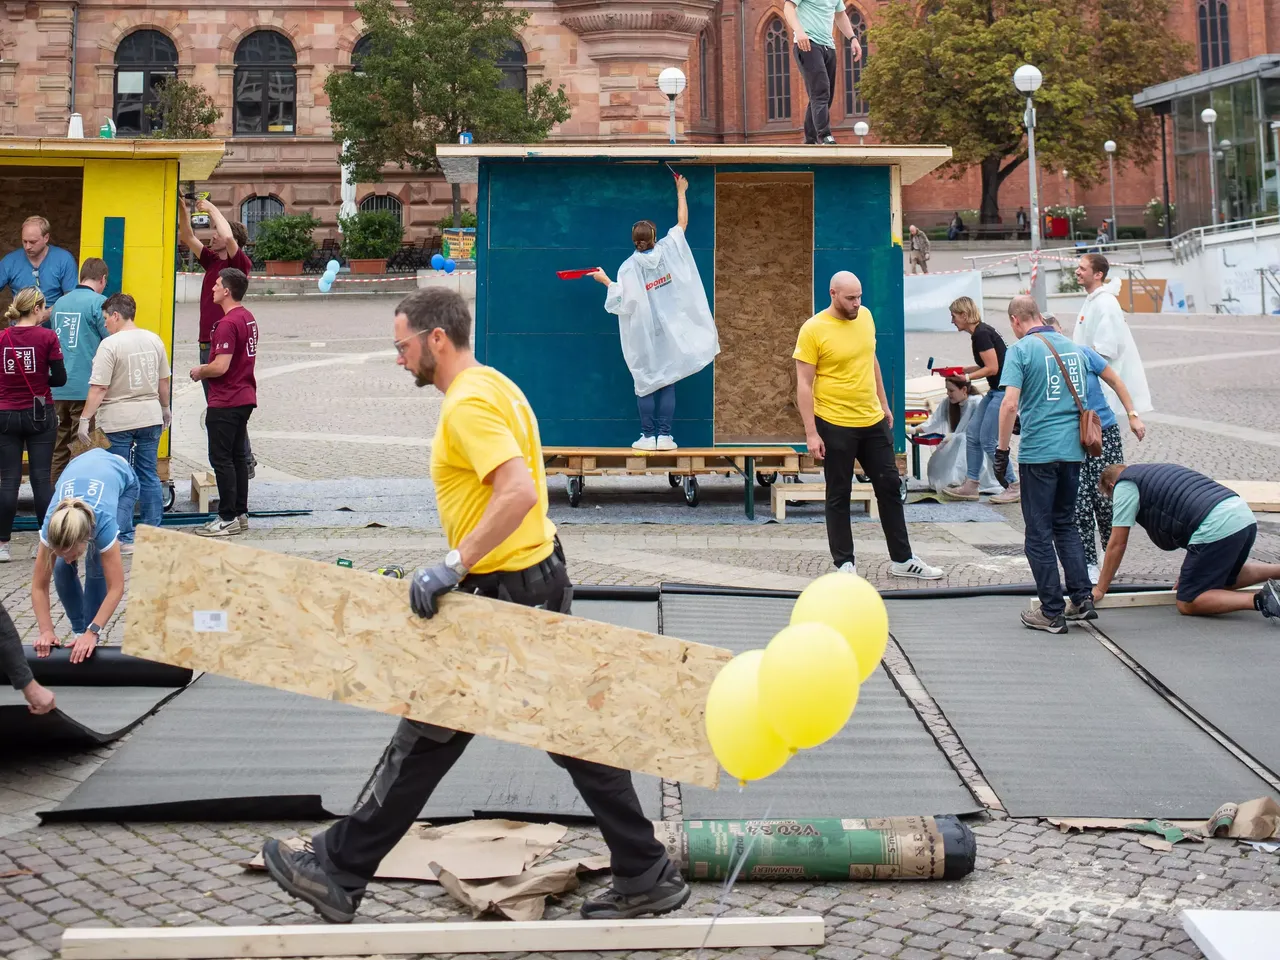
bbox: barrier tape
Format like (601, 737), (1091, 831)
(178, 271), (475, 282)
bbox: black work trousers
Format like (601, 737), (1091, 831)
(205, 405), (252, 521)
(816, 415), (912, 567)
(795, 43), (838, 143)
(200, 343), (254, 466)
(312, 547), (672, 896)
(0, 408), (57, 541)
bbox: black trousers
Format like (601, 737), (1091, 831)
(312, 547), (671, 896)
(0, 408), (57, 541)
(205, 405), (252, 521)
(816, 416), (912, 566)
(795, 43), (837, 143)
(200, 343), (253, 465)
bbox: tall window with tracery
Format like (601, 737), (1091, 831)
(1197, 0), (1230, 70)
(843, 7), (868, 117)
(765, 17), (791, 122)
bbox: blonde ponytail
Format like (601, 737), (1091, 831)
(4, 288), (46, 323)
(46, 498), (96, 552)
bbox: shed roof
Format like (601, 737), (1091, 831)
(1133, 54), (1280, 111)
(0, 137), (225, 181)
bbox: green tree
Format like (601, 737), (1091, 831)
(860, 0), (1190, 223)
(145, 79), (222, 139)
(325, 0), (571, 222)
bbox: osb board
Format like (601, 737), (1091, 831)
(122, 526), (732, 788)
(714, 174), (814, 444)
(1223, 480), (1280, 512)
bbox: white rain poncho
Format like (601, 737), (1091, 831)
(603, 225), (720, 397)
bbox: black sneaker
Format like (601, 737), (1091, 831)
(1064, 597), (1098, 621)
(248, 459), (258, 480)
(1259, 579), (1280, 622)
(261, 838), (362, 924)
(1021, 608), (1068, 635)
(580, 860), (691, 920)
(821, 135), (838, 145)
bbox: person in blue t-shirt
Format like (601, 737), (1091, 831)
(995, 296), (1146, 635)
(49, 258), (110, 483)
(31, 449), (138, 666)
(1095, 463), (1280, 621)
(0, 216), (79, 306)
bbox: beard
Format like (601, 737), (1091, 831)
(413, 353), (436, 389)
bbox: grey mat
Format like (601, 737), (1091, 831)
(573, 598), (660, 634)
(0, 684), (185, 748)
(1097, 607), (1280, 778)
(888, 597), (1280, 819)
(660, 593), (980, 817)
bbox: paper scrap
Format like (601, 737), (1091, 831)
(433, 855), (611, 921)
(1048, 818), (1204, 842)
(244, 820), (568, 882)
(1205, 798), (1280, 840)
(1138, 835), (1174, 853)
(1241, 840), (1280, 854)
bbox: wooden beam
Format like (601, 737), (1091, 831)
(1029, 586), (1260, 612)
(61, 916), (826, 960)
(122, 527), (732, 787)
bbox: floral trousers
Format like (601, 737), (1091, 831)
(1075, 423), (1125, 566)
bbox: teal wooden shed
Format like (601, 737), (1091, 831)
(436, 144), (951, 454)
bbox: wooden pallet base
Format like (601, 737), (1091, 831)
(772, 482), (878, 521)
(190, 471), (218, 514)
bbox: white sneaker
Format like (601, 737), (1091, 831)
(0, 543), (10, 563)
(238, 514), (249, 533)
(890, 556), (944, 580)
(195, 518), (240, 537)
(631, 435), (658, 451)
(1088, 564), (1101, 583)
(656, 435), (678, 451)
(838, 561), (857, 575)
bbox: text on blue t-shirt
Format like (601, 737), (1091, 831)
(40, 448), (137, 552)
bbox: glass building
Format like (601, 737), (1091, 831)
(1135, 54), (1280, 231)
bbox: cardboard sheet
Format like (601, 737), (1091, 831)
(434, 856), (611, 921)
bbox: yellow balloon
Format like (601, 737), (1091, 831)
(704, 650), (792, 784)
(758, 622), (860, 750)
(791, 571), (889, 683)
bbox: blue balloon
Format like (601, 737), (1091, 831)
(326, 259), (341, 274)
(430, 253), (445, 270)
(323, 267), (339, 282)
(318, 276), (333, 293)
(444, 259), (456, 274)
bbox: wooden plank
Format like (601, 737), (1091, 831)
(1181, 909), (1280, 960)
(189, 472), (216, 514)
(772, 482), (876, 520)
(1223, 480), (1280, 512)
(122, 526), (732, 787)
(1029, 587), (1259, 612)
(61, 916), (826, 960)
(543, 446), (804, 458)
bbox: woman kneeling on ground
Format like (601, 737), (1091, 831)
(31, 448), (138, 664)
(910, 377), (1002, 495)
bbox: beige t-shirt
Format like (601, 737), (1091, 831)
(88, 327), (171, 434)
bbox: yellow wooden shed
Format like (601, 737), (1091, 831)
(0, 137), (225, 486)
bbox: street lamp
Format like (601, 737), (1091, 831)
(853, 120), (869, 145)
(1103, 140), (1117, 242)
(1201, 106), (1219, 225)
(657, 67), (687, 145)
(1013, 64), (1045, 308)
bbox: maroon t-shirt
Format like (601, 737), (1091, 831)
(0, 325), (63, 410)
(198, 246), (254, 344)
(206, 306), (258, 408)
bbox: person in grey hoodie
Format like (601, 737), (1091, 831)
(1, 604), (56, 714)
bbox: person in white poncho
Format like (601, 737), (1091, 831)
(910, 377), (1002, 495)
(591, 175), (720, 451)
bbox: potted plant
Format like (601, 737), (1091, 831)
(253, 213), (319, 275)
(338, 210), (404, 274)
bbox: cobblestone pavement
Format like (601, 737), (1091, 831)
(3, 303), (1280, 959)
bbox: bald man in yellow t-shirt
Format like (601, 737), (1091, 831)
(794, 271), (943, 580)
(262, 289), (687, 925)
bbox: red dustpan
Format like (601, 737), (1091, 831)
(556, 267), (601, 280)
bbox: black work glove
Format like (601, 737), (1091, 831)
(409, 563), (462, 619)
(993, 449), (1011, 489)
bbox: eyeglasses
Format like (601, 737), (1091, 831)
(394, 330), (428, 356)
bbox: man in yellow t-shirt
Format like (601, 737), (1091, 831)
(262, 289), (687, 924)
(794, 271), (943, 580)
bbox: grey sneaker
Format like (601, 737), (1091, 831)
(1064, 597), (1098, 621)
(580, 860), (690, 920)
(238, 514), (249, 533)
(195, 518), (239, 537)
(1258, 579), (1280, 622)
(1021, 608), (1068, 634)
(248, 459), (257, 480)
(261, 839), (361, 924)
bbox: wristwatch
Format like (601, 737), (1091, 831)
(444, 549), (469, 578)
(1127, 410), (1139, 418)
(87, 623), (102, 637)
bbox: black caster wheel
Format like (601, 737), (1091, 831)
(683, 475), (700, 507)
(668, 473), (681, 488)
(756, 471), (778, 487)
(162, 482), (176, 512)
(567, 475), (584, 507)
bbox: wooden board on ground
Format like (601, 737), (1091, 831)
(773, 481), (877, 521)
(1029, 586), (1259, 612)
(1223, 481), (1280, 513)
(1180, 909), (1280, 960)
(122, 526), (732, 787)
(61, 916), (827, 960)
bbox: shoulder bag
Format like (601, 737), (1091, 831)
(1033, 333), (1102, 458)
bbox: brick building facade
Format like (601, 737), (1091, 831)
(1, 0), (1276, 242)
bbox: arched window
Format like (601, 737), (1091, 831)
(360, 194), (403, 224)
(234, 31), (297, 135)
(843, 7), (868, 118)
(113, 30), (178, 136)
(1198, 0), (1230, 70)
(240, 195), (284, 242)
(699, 31), (710, 120)
(764, 17), (790, 122)
(352, 34), (374, 74)
(496, 40), (527, 93)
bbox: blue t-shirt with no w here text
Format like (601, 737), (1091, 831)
(39, 449), (137, 553)
(1001, 326), (1107, 464)
(50, 285), (109, 401)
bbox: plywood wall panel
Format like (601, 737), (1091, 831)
(713, 175), (814, 443)
(122, 527), (732, 788)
